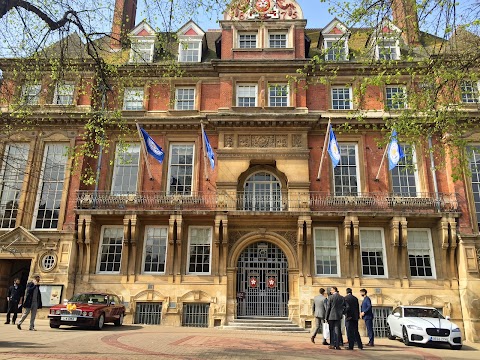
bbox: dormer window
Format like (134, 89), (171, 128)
(178, 41), (201, 62)
(321, 19), (350, 62)
(325, 39), (347, 61)
(376, 38), (400, 60)
(130, 40), (154, 63)
(177, 20), (205, 63)
(128, 21), (156, 64)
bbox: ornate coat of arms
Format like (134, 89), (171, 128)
(254, 0), (274, 14)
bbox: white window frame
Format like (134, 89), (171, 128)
(391, 144), (420, 197)
(313, 227), (341, 277)
(32, 143), (68, 230)
(385, 85), (407, 109)
(123, 88), (144, 111)
(268, 31), (288, 48)
(178, 41), (202, 63)
(331, 86), (353, 110)
(468, 145), (480, 230)
(375, 37), (400, 60)
(359, 227), (388, 278)
(53, 81), (75, 105)
(111, 143), (141, 195)
(96, 225), (124, 274)
(407, 228), (436, 279)
(324, 38), (348, 61)
(142, 226), (168, 274)
(21, 84), (41, 105)
(186, 226), (212, 275)
(175, 87), (196, 110)
(236, 84), (258, 107)
(238, 32), (258, 49)
(268, 84), (289, 107)
(0, 143), (29, 229)
(129, 40), (154, 63)
(167, 143), (195, 195)
(333, 143), (360, 196)
(460, 80), (480, 104)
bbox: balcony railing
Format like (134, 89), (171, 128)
(76, 191), (458, 213)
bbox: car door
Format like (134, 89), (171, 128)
(390, 307), (403, 336)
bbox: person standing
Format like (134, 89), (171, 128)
(311, 288), (329, 345)
(344, 288), (363, 350)
(17, 275), (42, 331)
(360, 288), (374, 346)
(325, 286), (345, 350)
(5, 278), (24, 325)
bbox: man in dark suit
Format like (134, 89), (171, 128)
(311, 288), (328, 345)
(5, 278), (24, 324)
(360, 288), (374, 346)
(344, 288), (363, 350)
(325, 286), (345, 350)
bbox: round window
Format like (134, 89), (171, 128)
(40, 253), (57, 272)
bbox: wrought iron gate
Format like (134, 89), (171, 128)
(135, 302), (162, 325)
(373, 307), (392, 338)
(236, 242), (289, 317)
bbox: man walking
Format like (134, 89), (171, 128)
(360, 288), (374, 346)
(311, 288), (328, 345)
(5, 278), (23, 325)
(344, 288), (363, 350)
(17, 275), (42, 331)
(325, 286), (345, 350)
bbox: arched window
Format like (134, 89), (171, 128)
(243, 172), (282, 211)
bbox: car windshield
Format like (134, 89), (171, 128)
(404, 308), (444, 319)
(69, 294), (108, 304)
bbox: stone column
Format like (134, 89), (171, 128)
(166, 215), (176, 275)
(221, 217), (229, 276)
(121, 216), (131, 276)
(297, 218), (305, 277)
(76, 215), (86, 276)
(129, 215), (139, 279)
(343, 217), (353, 279)
(305, 217), (312, 277)
(214, 216), (222, 276)
(175, 215), (183, 276)
(83, 215), (94, 281)
(400, 217), (408, 285)
(351, 217), (360, 283)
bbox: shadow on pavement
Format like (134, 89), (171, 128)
(51, 324), (142, 332)
(0, 341), (49, 349)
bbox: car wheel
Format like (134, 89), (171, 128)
(49, 322), (60, 329)
(450, 345), (462, 350)
(402, 326), (411, 346)
(96, 314), (105, 330)
(114, 313), (124, 326)
(386, 324), (396, 340)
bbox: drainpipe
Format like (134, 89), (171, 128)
(428, 136), (440, 210)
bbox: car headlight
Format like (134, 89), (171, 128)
(88, 312), (93, 317)
(50, 309), (55, 315)
(452, 328), (461, 333)
(82, 311), (87, 316)
(406, 325), (423, 330)
(56, 310), (61, 315)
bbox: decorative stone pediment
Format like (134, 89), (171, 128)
(0, 226), (41, 254)
(178, 290), (214, 303)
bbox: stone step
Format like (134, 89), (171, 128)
(223, 325), (309, 332)
(223, 317), (309, 333)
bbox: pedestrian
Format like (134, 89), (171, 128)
(325, 286), (345, 350)
(5, 278), (24, 325)
(17, 275), (42, 331)
(360, 288), (374, 346)
(311, 288), (329, 345)
(344, 288), (363, 350)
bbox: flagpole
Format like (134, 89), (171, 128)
(200, 121), (210, 181)
(374, 139), (390, 182)
(316, 118), (331, 181)
(136, 122), (154, 180)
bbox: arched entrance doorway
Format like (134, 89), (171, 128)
(236, 241), (288, 317)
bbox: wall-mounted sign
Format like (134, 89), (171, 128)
(39, 285), (63, 307)
(249, 276), (258, 288)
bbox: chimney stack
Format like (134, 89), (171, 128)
(391, 0), (420, 45)
(111, 0), (138, 50)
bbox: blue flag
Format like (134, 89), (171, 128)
(202, 127), (215, 169)
(387, 130), (405, 170)
(327, 127), (341, 168)
(140, 127), (164, 164)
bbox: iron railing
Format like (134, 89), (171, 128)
(134, 302), (162, 325)
(76, 191), (458, 213)
(182, 303), (209, 328)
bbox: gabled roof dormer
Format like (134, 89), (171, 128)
(321, 18), (350, 61)
(177, 20), (206, 63)
(129, 20), (156, 63)
(368, 19), (402, 61)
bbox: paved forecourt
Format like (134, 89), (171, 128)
(0, 319), (479, 360)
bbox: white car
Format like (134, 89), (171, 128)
(386, 306), (462, 350)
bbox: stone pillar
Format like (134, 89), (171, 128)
(214, 216), (222, 276)
(352, 217), (360, 283)
(83, 215), (95, 280)
(175, 215), (183, 276)
(297, 218), (305, 277)
(129, 215), (138, 279)
(166, 215), (176, 275)
(76, 215), (86, 276)
(305, 217), (312, 277)
(343, 217), (353, 279)
(400, 217), (408, 285)
(221, 217), (229, 276)
(121, 216), (131, 276)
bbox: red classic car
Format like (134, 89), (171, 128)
(48, 292), (125, 330)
